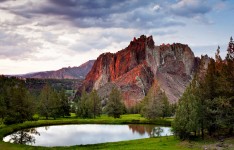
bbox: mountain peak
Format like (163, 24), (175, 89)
(77, 35), (196, 106)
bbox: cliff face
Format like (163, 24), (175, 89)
(78, 35), (196, 106)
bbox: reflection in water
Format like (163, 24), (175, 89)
(44, 126), (50, 130)
(9, 128), (40, 145)
(128, 124), (154, 136)
(150, 127), (163, 137)
(3, 124), (172, 147)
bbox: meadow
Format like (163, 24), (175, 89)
(0, 114), (233, 150)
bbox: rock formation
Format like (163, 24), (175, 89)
(77, 35), (197, 107)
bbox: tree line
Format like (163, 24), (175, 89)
(0, 76), (127, 124)
(0, 77), (71, 125)
(0, 73), (176, 125)
(0, 76), (35, 125)
(173, 38), (234, 139)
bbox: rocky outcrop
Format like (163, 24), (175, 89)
(21, 60), (95, 79)
(155, 43), (195, 103)
(77, 35), (197, 106)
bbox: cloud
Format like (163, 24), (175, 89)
(171, 0), (211, 17)
(6, 0), (184, 29)
(0, 31), (41, 59)
(0, 0), (233, 74)
(152, 4), (161, 11)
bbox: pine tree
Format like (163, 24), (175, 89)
(50, 91), (61, 119)
(76, 90), (92, 118)
(89, 90), (102, 118)
(0, 76), (35, 125)
(172, 81), (200, 139)
(162, 92), (170, 118)
(59, 89), (70, 117)
(39, 84), (52, 119)
(105, 88), (125, 118)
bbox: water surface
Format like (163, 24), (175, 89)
(3, 124), (172, 147)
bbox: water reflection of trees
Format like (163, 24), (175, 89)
(150, 127), (164, 137)
(44, 126), (50, 130)
(128, 125), (155, 136)
(9, 128), (40, 145)
(128, 125), (164, 137)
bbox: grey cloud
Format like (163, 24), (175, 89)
(0, 31), (41, 59)
(7, 0), (185, 29)
(0, 0), (9, 3)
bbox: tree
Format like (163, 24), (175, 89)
(39, 84), (53, 119)
(0, 76), (35, 125)
(89, 90), (102, 118)
(59, 89), (70, 117)
(50, 91), (61, 119)
(39, 84), (62, 119)
(0, 94), (7, 123)
(76, 90), (92, 118)
(105, 88), (125, 118)
(161, 92), (170, 118)
(172, 81), (200, 139)
(141, 82), (163, 120)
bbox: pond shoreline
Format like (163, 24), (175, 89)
(3, 124), (173, 147)
(0, 115), (233, 150)
(0, 114), (172, 149)
(0, 116), (171, 138)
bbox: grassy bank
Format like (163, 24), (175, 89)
(0, 114), (233, 150)
(0, 114), (171, 139)
(1, 134), (233, 150)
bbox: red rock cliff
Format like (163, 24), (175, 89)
(77, 35), (196, 106)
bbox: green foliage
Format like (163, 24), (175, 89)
(25, 78), (81, 98)
(39, 84), (70, 119)
(172, 82), (200, 139)
(140, 83), (173, 120)
(38, 84), (53, 119)
(105, 88), (125, 118)
(173, 40), (234, 139)
(59, 89), (71, 117)
(126, 103), (142, 114)
(75, 90), (102, 118)
(162, 92), (171, 118)
(0, 76), (35, 125)
(141, 84), (162, 120)
(76, 90), (92, 118)
(89, 90), (102, 118)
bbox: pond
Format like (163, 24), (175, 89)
(3, 124), (172, 147)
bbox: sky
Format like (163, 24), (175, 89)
(0, 0), (234, 75)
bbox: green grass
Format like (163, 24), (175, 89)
(0, 114), (233, 150)
(0, 136), (184, 150)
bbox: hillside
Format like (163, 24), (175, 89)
(21, 60), (95, 79)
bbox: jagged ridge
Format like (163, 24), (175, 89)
(77, 35), (196, 107)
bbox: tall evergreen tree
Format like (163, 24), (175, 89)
(39, 84), (53, 119)
(161, 92), (170, 118)
(89, 90), (102, 118)
(105, 88), (125, 118)
(59, 89), (70, 117)
(173, 80), (200, 139)
(0, 76), (35, 125)
(76, 90), (92, 118)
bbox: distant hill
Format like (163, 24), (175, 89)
(21, 60), (95, 79)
